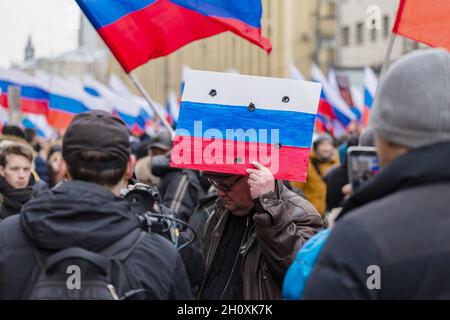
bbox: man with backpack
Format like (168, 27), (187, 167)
(0, 110), (192, 300)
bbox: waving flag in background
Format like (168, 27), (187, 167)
(0, 68), (49, 116)
(0, 79), (10, 108)
(290, 63), (334, 135)
(166, 91), (180, 126)
(65, 76), (113, 114)
(172, 70), (322, 182)
(311, 64), (355, 132)
(84, 75), (147, 135)
(393, 0), (450, 52)
(327, 67), (339, 94)
(35, 71), (90, 130)
(109, 74), (133, 97)
(289, 62), (305, 81)
(311, 64), (356, 137)
(109, 74), (168, 131)
(22, 114), (54, 139)
(350, 84), (365, 124)
(362, 66), (378, 127)
(327, 67), (360, 120)
(76, 0), (272, 73)
(336, 73), (359, 121)
(180, 65), (192, 97)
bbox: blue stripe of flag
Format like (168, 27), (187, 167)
(171, 0), (262, 27)
(350, 106), (362, 120)
(49, 94), (90, 114)
(22, 118), (46, 138)
(20, 86), (48, 100)
(76, 0), (156, 29)
(76, 0), (262, 29)
(364, 87), (374, 108)
(116, 110), (145, 129)
(0, 80), (13, 92)
(176, 101), (316, 148)
(333, 106), (352, 127)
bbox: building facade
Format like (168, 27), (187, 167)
(335, 0), (422, 69)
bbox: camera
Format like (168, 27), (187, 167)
(123, 183), (195, 249)
(124, 183), (161, 215)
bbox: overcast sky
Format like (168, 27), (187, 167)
(0, 0), (80, 68)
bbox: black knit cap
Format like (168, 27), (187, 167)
(62, 110), (131, 171)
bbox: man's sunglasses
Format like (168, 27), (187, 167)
(208, 176), (244, 192)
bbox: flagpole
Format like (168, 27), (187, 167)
(364, 32), (396, 127)
(128, 72), (175, 138)
(380, 33), (397, 79)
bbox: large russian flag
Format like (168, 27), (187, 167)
(171, 70), (322, 182)
(361, 66), (377, 127)
(393, 0), (450, 52)
(76, 0), (272, 73)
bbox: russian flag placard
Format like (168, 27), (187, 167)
(171, 70), (322, 182)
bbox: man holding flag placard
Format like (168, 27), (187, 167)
(172, 70), (324, 299)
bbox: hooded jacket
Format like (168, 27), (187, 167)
(303, 142), (450, 299)
(0, 180), (192, 300)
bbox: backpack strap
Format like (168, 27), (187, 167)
(44, 247), (110, 275)
(99, 229), (146, 261)
(33, 228), (146, 270)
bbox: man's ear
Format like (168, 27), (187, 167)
(125, 155), (137, 180)
(60, 159), (69, 180)
(0, 165), (4, 177)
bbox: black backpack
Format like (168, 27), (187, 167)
(30, 229), (145, 300)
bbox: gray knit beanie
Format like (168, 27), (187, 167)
(369, 49), (450, 149)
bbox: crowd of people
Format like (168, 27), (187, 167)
(0, 48), (449, 300)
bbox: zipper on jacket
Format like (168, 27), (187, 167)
(218, 215), (250, 300)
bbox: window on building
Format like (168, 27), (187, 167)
(383, 16), (390, 38)
(342, 26), (350, 46)
(356, 22), (364, 45)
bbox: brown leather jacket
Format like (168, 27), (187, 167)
(197, 182), (324, 300)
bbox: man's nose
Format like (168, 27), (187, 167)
(217, 189), (227, 197)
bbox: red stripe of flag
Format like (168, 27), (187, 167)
(170, 136), (311, 182)
(0, 94), (8, 108)
(47, 109), (75, 131)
